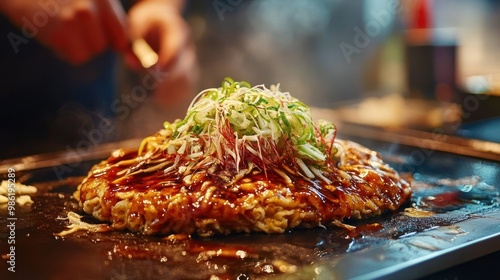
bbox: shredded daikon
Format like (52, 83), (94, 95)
(137, 78), (343, 183)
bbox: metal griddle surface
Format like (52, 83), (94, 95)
(0, 136), (499, 280)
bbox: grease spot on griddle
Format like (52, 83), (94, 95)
(407, 240), (440, 251)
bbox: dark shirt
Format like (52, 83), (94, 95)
(0, 14), (118, 159)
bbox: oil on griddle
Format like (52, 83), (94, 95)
(0, 144), (499, 280)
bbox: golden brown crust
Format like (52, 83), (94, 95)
(75, 139), (411, 237)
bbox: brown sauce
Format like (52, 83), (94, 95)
(86, 147), (410, 230)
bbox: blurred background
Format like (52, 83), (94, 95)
(1, 0), (499, 159)
(127, 0), (499, 141)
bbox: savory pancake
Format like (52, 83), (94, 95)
(75, 78), (411, 236)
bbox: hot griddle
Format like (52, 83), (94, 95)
(1, 129), (499, 280)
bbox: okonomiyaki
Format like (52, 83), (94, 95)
(74, 78), (411, 237)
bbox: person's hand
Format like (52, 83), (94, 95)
(126, 0), (198, 105)
(1, 0), (129, 64)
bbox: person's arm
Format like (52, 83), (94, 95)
(0, 0), (129, 64)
